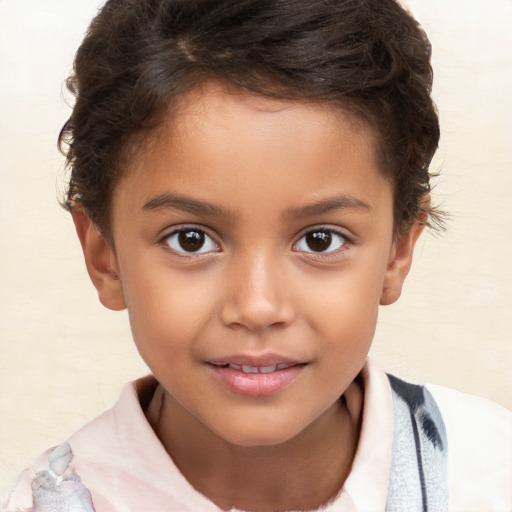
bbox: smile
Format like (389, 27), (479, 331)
(207, 356), (306, 397)
(210, 363), (295, 374)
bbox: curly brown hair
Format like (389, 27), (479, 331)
(60, 0), (441, 237)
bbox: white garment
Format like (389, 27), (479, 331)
(5, 360), (512, 511)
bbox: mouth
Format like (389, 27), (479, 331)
(209, 362), (299, 374)
(207, 355), (307, 397)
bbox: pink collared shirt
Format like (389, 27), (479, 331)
(6, 360), (512, 511)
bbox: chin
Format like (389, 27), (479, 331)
(213, 417), (307, 448)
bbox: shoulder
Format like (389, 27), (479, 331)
(426, 383), (512, 511)
(3, 377), (155, 512)
(4, 376), (217, 512)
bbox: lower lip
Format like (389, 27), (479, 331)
(208, 364), (305, 397)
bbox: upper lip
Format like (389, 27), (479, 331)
(207, 353), (305, 367)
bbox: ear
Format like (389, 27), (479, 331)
(71, 208), (126, 311)
(380, 215), (426, 306)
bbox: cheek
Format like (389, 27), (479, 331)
(119, 261), (221, 359)
(298, 256), (388, 359)
(313, 289), (378, 357)
(302, 267), (384, 328)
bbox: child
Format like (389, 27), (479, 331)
(5, 0), (511, 511)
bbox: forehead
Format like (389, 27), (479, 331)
(113, 82), (392, 224)
(165, 83), (377, 157)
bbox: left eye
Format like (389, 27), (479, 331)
(164, 228), (219, 254)
(294, 229), (346, 254)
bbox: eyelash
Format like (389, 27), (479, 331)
(159, 225), (351, 258)
(160, 226), (220, 257)
(293, 226), (351, 259)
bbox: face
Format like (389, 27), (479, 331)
(80, 83), (419, 447)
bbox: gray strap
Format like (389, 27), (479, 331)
(386, 375), (448, 512)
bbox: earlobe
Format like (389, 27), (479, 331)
(71, 208), (126, 311)
(380, 218), (426, 306)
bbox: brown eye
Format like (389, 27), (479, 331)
(305, 231), (331, 252)
(179, 230), (205, 251)
(165, 228), (218, 254)
(295, 229), (346, 254)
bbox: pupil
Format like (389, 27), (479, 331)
(306, 231), (331, 252)
(178, 230), (204, 252)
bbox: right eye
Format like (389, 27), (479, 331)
(163, 227), (219, 255)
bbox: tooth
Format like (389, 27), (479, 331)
(242, 365), (259, 373)
(277, 363), (291, 370)
(229, 364), (242, 370)
(259, 365), (277, 373)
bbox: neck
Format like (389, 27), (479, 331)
(150, 379), (363, 511)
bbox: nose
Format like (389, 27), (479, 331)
(220, 252), (295, 332)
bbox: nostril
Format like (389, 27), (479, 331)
(220, 300), (295, 332)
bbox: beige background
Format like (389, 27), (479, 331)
(1, 0), (511, 502)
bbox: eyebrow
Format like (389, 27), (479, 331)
(284, 195), (372, 219)
(142, 193), (232, 217)
(142, 192), (371, 219)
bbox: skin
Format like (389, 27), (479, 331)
(73, 83), (424, 511)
